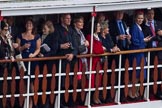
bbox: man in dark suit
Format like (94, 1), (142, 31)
(142, 9), (162, 48)
(55, 14), (78, 108)
(109, 11), (131, 102)
(142, 9), (162, 100)
(109, 11), (131, 51)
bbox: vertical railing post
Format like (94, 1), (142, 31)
(26, 61), (31, 108)
(57, 59), (62, 108)
(146, 51), (150, 101)
(117, 54), (122, 104)
(87, 6), (96, 108)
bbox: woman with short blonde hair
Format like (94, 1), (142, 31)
(45, 20), (54, 34)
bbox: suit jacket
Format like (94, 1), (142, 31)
(142, 20), (162, 48)
(39, 32), (59, 74)
(99, 34), (114, 52)
(157, 36), (162, 60)
(0, 36), (12, 59)
(109, 20), (130, 50)
(55, 24), (78, 88)
(55, 24), (77, 56)
(130, 23), (145, 50)
(40, 32), (59, 57)
(73, 28), (87, 54)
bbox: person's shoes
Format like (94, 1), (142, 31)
(60, 104), (69, 108)
(127, 96), (136, 102)
(135, 96), (142, 101)
(156, 93), (162, 100)
(91, 98), (102, 105)
(97, 98), (102, 104)
(120, 97), (128, 103)
(92, 99), (100, 105)
(100, 97), (107, 104)
(159, 94), (162, 99)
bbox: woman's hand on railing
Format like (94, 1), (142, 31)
(10, 56), (15, 62)
(65, 53), (74, 61)
(38, 53), (44, 57)
(111, 45), (120, 53)
(102, 46), (107, 51)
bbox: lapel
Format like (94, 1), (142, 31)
(116, 20), (127, 35)
(154, 20), (158, 31)
(115, 21), (120, 35)
(136, 23), (144, 38)
(122, 21), (127, 34)
(42, 34), (50, 44)
(107, 34), (114, 47)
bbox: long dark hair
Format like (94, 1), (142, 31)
(24, 18), (37, 35)
(0, 21), (8, 30)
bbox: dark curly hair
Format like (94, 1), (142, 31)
(1, 21), (8, 30)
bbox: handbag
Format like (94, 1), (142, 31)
(15, 53), (27, 72)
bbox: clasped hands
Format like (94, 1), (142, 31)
(111, 45), (120, 53)
(118, 34), (131, 40)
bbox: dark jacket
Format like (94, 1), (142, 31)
(109, 20), (130, 50)
(142, 20), (162, 48)
(99, 34), (114, 52)
(0, 36), (12, 72)
(73, 28), (87, 54)
(0, 36), (12, 59)
(40, 32), (59, 57)
(157, 36), (162, 60)
(55, 24), (77, 56)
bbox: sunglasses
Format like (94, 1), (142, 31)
(3, 29), (8, 31)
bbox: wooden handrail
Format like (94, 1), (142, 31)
(0, 47), (162, 63)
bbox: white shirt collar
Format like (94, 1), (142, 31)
(146, 20), (155, 26)
(136, 23), (142, 31)
(94, 33), (100, 41)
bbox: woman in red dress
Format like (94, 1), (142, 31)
(86, 22), (105, 104)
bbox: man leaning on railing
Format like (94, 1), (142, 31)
(142, 8), (162, 99)
(55, 13), (78, 108)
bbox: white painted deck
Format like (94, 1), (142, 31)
(94, 100), (162, 108)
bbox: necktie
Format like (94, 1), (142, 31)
(149, 22), (155, 36)
(149, 21), (157, 47)
(119, 21), (126, 48)
(119, 21), (125, 34)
